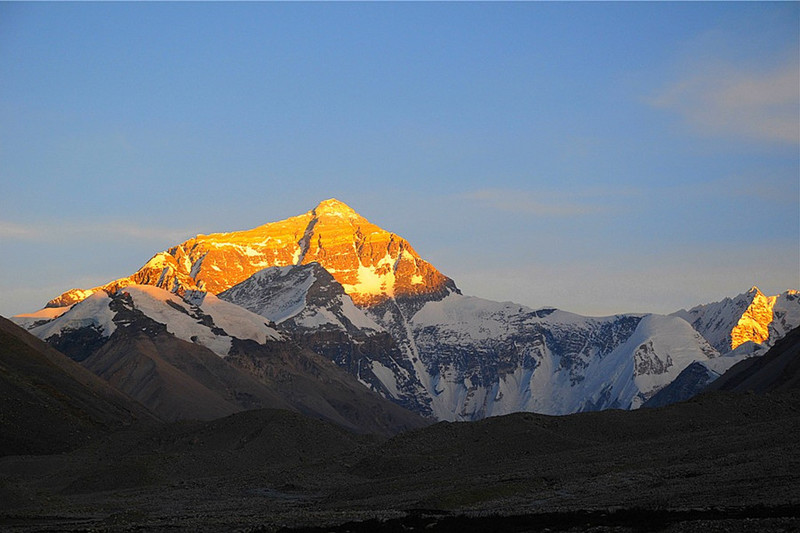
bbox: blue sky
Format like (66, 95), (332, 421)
(1, 2), (798, 317)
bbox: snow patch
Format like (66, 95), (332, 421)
(31, 292), (117, 340)
(342, 253), (398, 298)
(12, 305), (73, 329)
(198, 293), (282, 344)
(122, 285), (232, 356)
(370, 361), (401, 398)
(339, 295), (382, 331)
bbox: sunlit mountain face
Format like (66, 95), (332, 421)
(673, 287), (800, 353)
(729, 288), (786, 350)
(46, 198), (457, 309)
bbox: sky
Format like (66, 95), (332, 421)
(1, 2), (798, 318)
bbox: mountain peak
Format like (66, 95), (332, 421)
(45, 199), (458, 308)
(747, 285), (763, 296)
(313, 198), (359, 218)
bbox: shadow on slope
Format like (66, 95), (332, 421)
(39, 289), (428, 436)
(0, 316), (155, 456)
(706, 325), (800, 393)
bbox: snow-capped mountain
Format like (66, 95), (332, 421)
(216, 263), (721, 419)
(642, 287), (800, 407)
(216, 263), (429, 413)
(46, 198), (457, 309)
(672, 287), (800, 355)
(25, 286), (282, 360)
(377, 293), (718, 419)
(14, 283), (426, 433)
(13, 199), (799, 422)
(218, 263), (382, 334)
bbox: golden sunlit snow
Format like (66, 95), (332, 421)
(48, 199), (452, 308)
(730, 287), (776, 350)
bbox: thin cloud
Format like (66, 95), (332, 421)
(460, 189), (624, 217)
(448, 242), (799, 317)
(0, 220), (193, 245)
(650, 59), (799, 144)
(0, 221), (39, 239)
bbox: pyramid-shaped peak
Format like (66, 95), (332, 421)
(313, 198), (359, 218)
(744, 286), (765, 299)
(45, 196), (458, 309)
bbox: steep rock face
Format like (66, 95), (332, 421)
(368, 293), (719, 420)
(47, 199), (457, 308)
(218, 264), (430, 415)
(218, 263), (382, 334)
(673, 287), (800, 354)
(46, 252), (199, 308)
(730, 290), (777, 349)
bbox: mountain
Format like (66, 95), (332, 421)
(216, 263), (720, 419)
(705, 325), (800, 394)
(13, 199), (799, 422)
(45, 198), (457, 309)
(643, 288), (800, 407)
(216, 263), (425, 412)
(217, 262), (383, 334)
(672, 286), (800, 355)
(641, 361), (722, 408)
(391, 294), (718, 419)
(15, 285), (427, 434)
(0, 316), (155, 455)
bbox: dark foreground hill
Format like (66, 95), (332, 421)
(2, 321), (800, 531)
(0, 317), (156, 456)
(1, 390), (798, 532)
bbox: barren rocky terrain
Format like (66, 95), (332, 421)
(1, 390), (799, 532)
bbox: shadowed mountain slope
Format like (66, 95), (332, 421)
(0, 316), (156, 456)
(15, 287), (428, 435)
(82, 326), (291, 423)
(706, 325), (800, 394)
